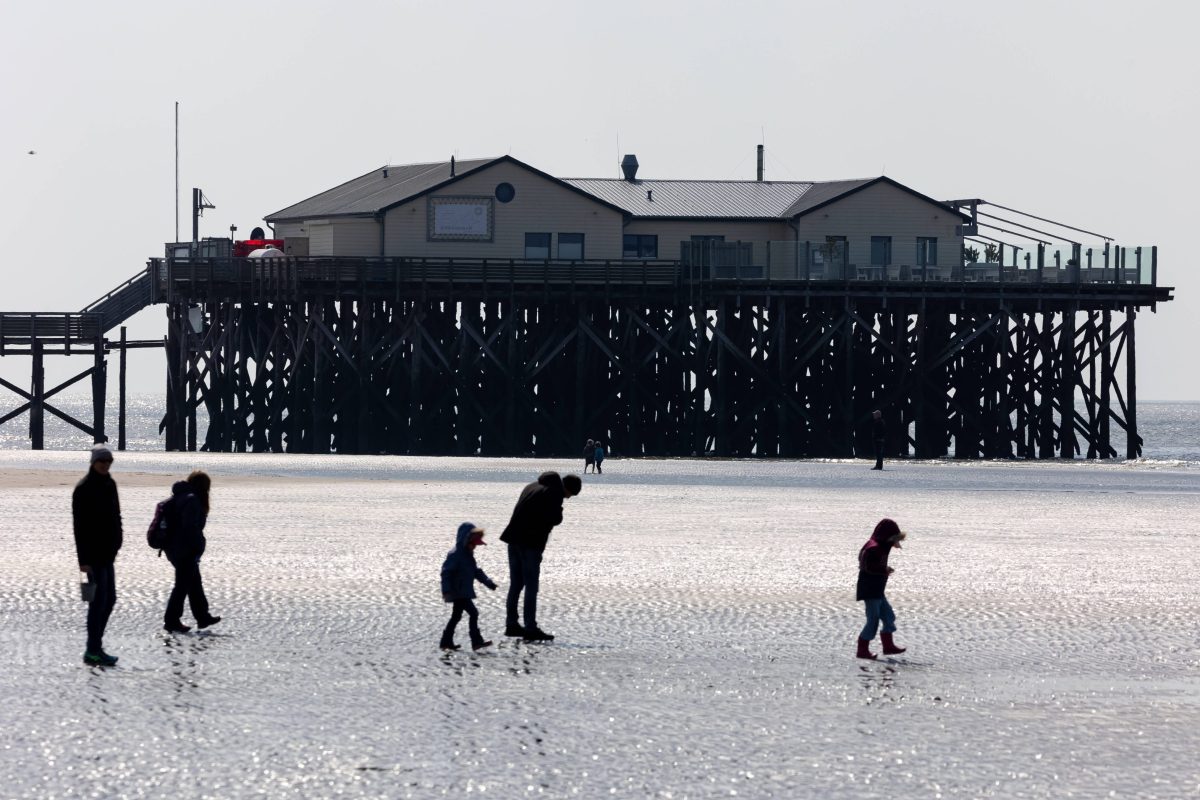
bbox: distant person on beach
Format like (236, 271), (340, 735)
(594, 442), (605, 474)
(73, 445), (122, 667)
(584, 439), (595, 473)
(163, 471), (222, 633)
(439, 522), (498, 651)
(856, 518), (907, 660)
(499, 471), (582, 641)
(871, 410), (886, 470)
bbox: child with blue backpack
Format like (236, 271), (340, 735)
(440, 522), (498, 651)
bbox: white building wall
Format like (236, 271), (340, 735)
(792, 181), (963, 269)
(331, 218), (380, 257)
(383, 161), (624, 259)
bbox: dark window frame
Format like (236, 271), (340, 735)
(558, 232), (585, 260)
(623, 234), (658, 259)
(871, 236), (893, 266)
(525, 232), (551, 259)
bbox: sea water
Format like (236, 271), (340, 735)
(2, 393), (1198, 463)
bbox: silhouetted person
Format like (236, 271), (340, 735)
(594, 442), (605, 474)
(584, 439), (595, 473)
(439, 522), (497, 651)
(871, 410), (885, 470)
(163, 471), (222, 633)
(499, 471), (581, 641)
(73, 445), (122, 666)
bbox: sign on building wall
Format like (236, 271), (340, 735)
(428, 196), (494, 241)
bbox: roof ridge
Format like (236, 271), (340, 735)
(564, 177), (815, 185)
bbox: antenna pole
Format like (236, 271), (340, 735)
(175, 101), (179, 242)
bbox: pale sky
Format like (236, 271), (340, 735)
(1, 0), (1196, 403)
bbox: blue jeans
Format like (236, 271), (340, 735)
(86, 563), (117, 653)
(506, 544), (543, 630)
(860, 596), (896, 640)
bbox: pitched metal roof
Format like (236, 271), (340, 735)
(560, 177), (882, 219)
(267, 158), (497, 221)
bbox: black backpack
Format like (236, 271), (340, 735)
(146, 496), (177, 556)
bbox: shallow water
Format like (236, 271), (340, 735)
(1, 453), (1197, 797)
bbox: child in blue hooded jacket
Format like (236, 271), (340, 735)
(440, 522), (498, 651)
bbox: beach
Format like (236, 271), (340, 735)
(0, 451), (1197, 798)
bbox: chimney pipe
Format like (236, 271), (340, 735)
(756, 145), (764, 181)
(450, 156), (456, 177)
(621, 154), (639, 181)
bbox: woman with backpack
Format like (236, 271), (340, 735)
(163, 470), (222, 633)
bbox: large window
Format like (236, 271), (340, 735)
(917, 237), (938, 265)
(525, 232), (551, 259)
(558, 233), (585, 260)
(623, 234), (658, 259)
(871, 236), (893, 266)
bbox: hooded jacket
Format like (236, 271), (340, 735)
(72, 469), (123, 566)
(165, 480), (208, 560)
(856, 518), (903, 601)
(499, 472), (567, 552)
(440, 522), (497, 601)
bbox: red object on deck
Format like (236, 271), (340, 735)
(233, 239), (284, 257)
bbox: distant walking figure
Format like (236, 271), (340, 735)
(584, 439), (595, 474)
(163, 471), (222, 633)
(499, 471), (582, 641)
(871, 410), (886, 470)
(856, 518), (907, 659)
(594, 442), (605, 474)
(439, 522), (497, 651)
(73, 445), (122, 667)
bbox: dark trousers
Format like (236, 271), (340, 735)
(595, 459), (603, 474)
(442, 599), (483, 646)
(506, 543), (543, 630)
(873, 439), (885, 470)
(165, 555), (211, 625)
(86, 563), (117, 653)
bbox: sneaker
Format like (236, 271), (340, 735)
(471, 640), (494, 651)
(440, 643), (461, 651)
(163, 621), (192, 634)
(83, 650), (118, 667)
(197, 616), (222, 629)
(504, 624), (526, 637)
(522, 628), (555, 642)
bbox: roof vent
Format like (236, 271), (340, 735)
(382, 168), (389, 178)
(621, 154), (639, 181)
(450, 156), (456, 177)
(646, 189), (653, 202)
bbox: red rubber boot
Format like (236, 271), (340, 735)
(856, 638), (877, 660)
(881, 632), (906, 655)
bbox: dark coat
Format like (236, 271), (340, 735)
(584, 444), (595, 465)
(165, 480), (207, 560)
(441, 523), (497, 601)
(72, 469), (123, 566)
(594, 446), (605, 463)
(499, 472), (567, 553)
(856, 518), (902, 601)
(872, 416), (886, 443)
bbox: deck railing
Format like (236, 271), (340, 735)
(148, 245), (1159, 299)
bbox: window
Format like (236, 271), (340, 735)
(494, 182), (516, 203)
(558, 233), (585, 260)
(525, 233), (551, 259)
(623, 234), (658, 259)
(917, 237), (937, 266)
(871, 236), (892, 266)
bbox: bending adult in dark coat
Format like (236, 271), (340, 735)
(499, 471), (581, 640)
(72, 445), (123, 664)
(163, 471), (220, 632)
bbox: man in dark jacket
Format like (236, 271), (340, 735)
(72, 445), (122, 666)
(871, 409), (886, 470)
(499, 471), (581, 641)
(163, 474), (220, 633)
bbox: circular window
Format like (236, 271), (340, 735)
(495, 182), (516, 203)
